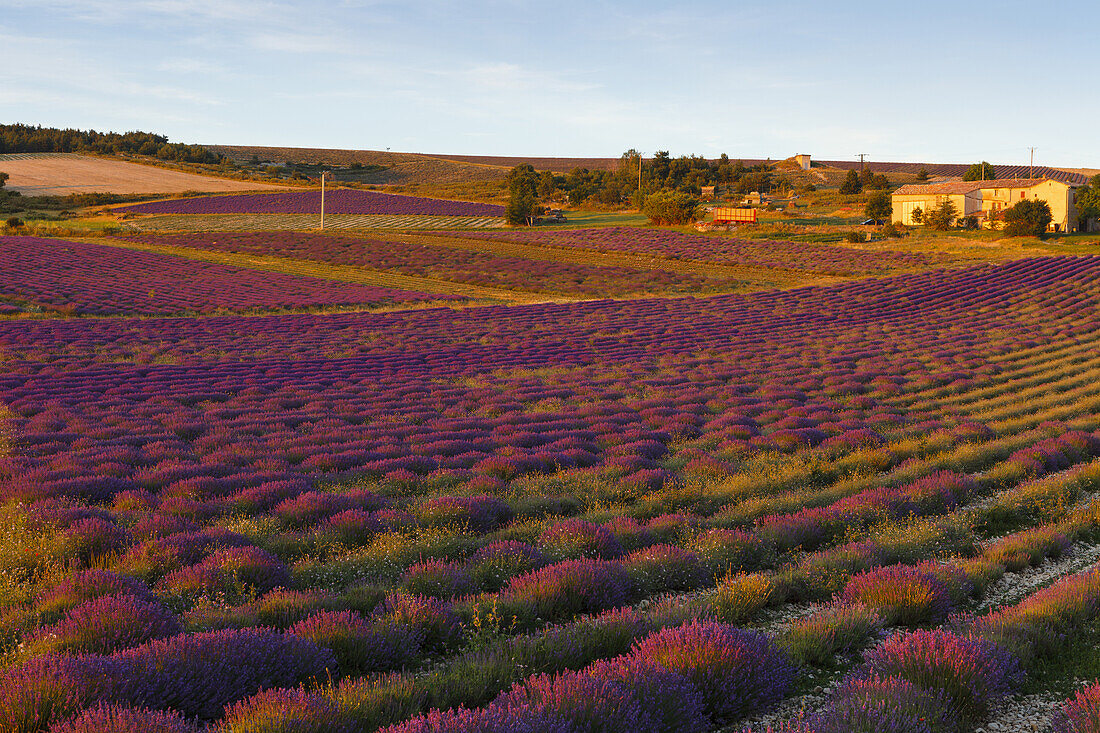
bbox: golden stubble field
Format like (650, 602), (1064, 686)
(0, 153), (290, 195)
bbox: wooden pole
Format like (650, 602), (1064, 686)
(320, 172), (325, 230)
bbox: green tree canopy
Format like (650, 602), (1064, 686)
(864, 190), (892, 223)
(916, 167), (930, 181)
(642, 190), (700, 225)
(505, 164), (542, 226)
(1002, 199), (1052, 237)
(0, 171), (7, 189)
(962, 162), (996, 182)
(839, 170), (862, 195)
(1076, 183), (1100, 230)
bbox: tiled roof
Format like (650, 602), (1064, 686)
(893, 178), (1055, 196)
(893, 181), (984, 196)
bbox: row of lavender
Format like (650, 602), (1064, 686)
(3, 258), (1100, 730)
(115, 190), (505, 217)
(4, 256), (1097, 509)
(467, 226), (961, 276)
(122, 232), (724, 297)
(0, 237), (452, 316)
(7, 452), (1100, 732)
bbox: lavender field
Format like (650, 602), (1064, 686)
(3, 237), (1100, 732)
(472, 226), (960, 276)
(123, 232), (730, 297)
(116, 190), (505, 217)
(0, 237), (456, 315)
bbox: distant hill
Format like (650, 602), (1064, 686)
(205, 145), (1094, 186)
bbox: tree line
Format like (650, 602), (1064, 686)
(0, 124), (222, 164)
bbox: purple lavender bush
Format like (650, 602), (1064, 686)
(814, 674), (956, 733)
(631, 621), (796, 723)
(117, 628), (338, 720)
(467, 541), (546, 591)
(47, 703), (200, 733)
(216, 687), (355, 733)
(860, 630), (1022, 723)
(401, 560), (475, 599)
(288, 610), (422, 676)
(498, 559), (635, 627)
(1053, 681), (1100, 733)
(26, 594), (180, 655)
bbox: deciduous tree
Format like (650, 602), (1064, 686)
(642, 190), (700, 225)
(864, 190), (892, 223)
(962, 162), (995, 182)
(1003, 199), (1052, 237)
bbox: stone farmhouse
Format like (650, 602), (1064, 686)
(892, 178), (1093, 233)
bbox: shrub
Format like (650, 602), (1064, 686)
(417, 495), (513, 533)
(840, 565), (953, 626)
(373, 593), (463, 653)
(584, 656), (709, 733)
(631, 621), (796, 723)
(63, 518), (131, 563)
(621, 544), (706, 594)
(601, 517), (654, 552)
(498, 656), (708, 733)
(401, 560), (475, 599)
(860, 630), (1022, 722)
(379, 704), (575, 733)
(499, 559), (635, 626)
(27, 594), (180, 656)
(0, 655), (129, 733)
(646, 513), (705, 544)
(815, 674), (954, 733)
(468, 541), (546, 591)
(1003, 199), (1052, 237)
(250, 589), (335, 629)
(845, 231), (866, 244)
(321, 510), (383, 546)
(986, 526), (1071, 571)
(925, 199), (958, 230)
(48, 703), (199, 733)
(36, 571), (152, 623)
(643, 190), (700, 225)
(781, 603), (881, 666)
(117, 628), (338, 720)
(288, 610), (421, 676)
(158, 546), (289, 602)
(686, 529), (772, 577)
(1053, 681), (1100, 733)
(216, 687), (354, 733)
(325, 673), (427, 733)
(707, 572), (775, 624)
(273, 492), (353, 528)
(539, 519), (623, 560)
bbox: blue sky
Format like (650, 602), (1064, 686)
(4, 1), (1098, 166)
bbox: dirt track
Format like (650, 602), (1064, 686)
(0, 154), (289, 195)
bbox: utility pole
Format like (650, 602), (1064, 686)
(320, 171), (326, 230)
(857, 153), (867, 173)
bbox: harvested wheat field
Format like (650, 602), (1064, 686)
(0, 153), (289, 195)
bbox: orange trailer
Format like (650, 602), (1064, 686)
(711, 207), (757, 224)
